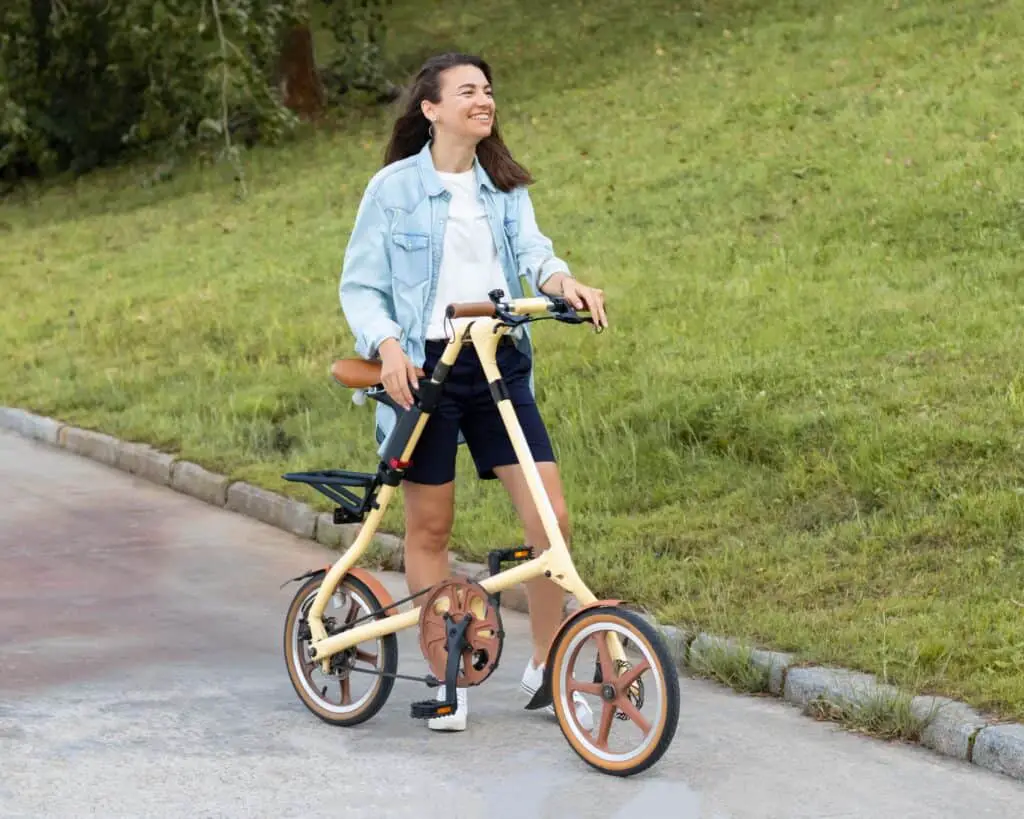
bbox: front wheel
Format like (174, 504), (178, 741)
(549, 606), (680, 776)
(283, 573), (398, 726)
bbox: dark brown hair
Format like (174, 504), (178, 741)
(383, 52), (533, 192)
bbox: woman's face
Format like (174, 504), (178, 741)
(423, 64), (494, 143)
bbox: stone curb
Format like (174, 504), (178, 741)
(171, 461), (230, 506)
(911, 696), (989, 762)
(0, 408), (63, 444)
(687, 633), (794, 697)
(118, 443), (175, 486)
(2, 406), (1022, 784)
(59, 425), (121, 468)
(973, 724), (1024, 780)
(783, 666), (900, 711)
(226, 481), (317, 539)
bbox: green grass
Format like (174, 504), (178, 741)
(4, 0), (1024, 719)
(688, 641), (772, 695)
(805, 689), (934, 744)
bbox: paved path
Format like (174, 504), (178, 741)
(1, 429), (1022, 818)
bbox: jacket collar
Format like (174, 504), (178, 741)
(417, 140), (498, 196)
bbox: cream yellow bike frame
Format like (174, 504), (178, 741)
(304, 297), (624, 672)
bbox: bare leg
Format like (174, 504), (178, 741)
(401, 479), (456, 600)
(492, 461), (570, 666)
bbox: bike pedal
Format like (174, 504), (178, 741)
(486, 546), (534, 577)
(410, 699), (458, 719)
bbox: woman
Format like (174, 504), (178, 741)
(339, 52), (608, 732)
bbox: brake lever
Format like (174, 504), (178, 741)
(547, 296), (601, 330)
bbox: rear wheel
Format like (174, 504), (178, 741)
(549, 606), (680, 776)
(283, 573), (398, 726)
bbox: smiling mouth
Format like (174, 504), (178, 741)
(470, 113), (492, 122)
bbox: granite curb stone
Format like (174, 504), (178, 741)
(910, 696), (989, 761)
(751, 648), (797, 696)
(171, 461), (231, 507)
(0, 408), (64, 444)
(3, 406), (1024, 785)
(374, 533), (404, 569)
(656, 625), (693, 670)
(314, 514), (360, 551)
(688, 633), (742, 671)
(686, 634), (794, 696)
(783, 666), (901, 711)
(226, 481), (317, 539)
(117, 442), (175, 485)
(973, 724), (1024, 780)
(59, 426), (120, 467)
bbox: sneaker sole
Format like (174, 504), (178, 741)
(428, 720), (467, 732)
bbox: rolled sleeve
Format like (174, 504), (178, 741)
(339, 189), (403, 360)
(513, 186), (572, 294)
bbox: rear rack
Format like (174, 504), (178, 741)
(281, 469), (381, 524)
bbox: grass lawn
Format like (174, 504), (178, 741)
(3, 0), (1024, 719)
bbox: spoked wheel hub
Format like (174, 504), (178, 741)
(283, 573), (399, 727)
(548, 606), (681, 777)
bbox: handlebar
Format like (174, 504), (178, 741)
(446, 301), (496, 318)
(335, 292), (597, 396)
(444, 293), (590, 323)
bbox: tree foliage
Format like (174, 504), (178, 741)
(0, 0), (391, 184)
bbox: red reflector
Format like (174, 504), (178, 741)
(389, 458), (412, 469)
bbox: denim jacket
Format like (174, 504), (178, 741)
(339, 141), (572, 453)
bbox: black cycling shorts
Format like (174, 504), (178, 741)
(402, 338), (556, 485)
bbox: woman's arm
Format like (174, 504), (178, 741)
(339, 188), (404, 360)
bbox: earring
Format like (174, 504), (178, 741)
(428, 117), (436, 139)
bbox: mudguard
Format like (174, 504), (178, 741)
(284, 565), (399, 617)
(523, 599), (622, 711)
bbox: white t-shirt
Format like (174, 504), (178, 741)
(425, 168), (508, 339)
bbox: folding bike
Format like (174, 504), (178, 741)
(281, 290), (680, 776)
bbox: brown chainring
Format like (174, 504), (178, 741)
(418, 577), (503, 687)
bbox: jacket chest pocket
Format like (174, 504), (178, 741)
(390, 228), (431, 286)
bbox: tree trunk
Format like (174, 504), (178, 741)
(277, 24), (326, 120)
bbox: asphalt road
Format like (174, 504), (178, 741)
(2, 429), (1022, 818)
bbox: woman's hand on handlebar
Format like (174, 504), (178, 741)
(378, 338), (420, 410)
(553, 275), (608, 329)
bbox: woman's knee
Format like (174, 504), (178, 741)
(403, 481), (454, 552)
(408, 512), (453, 552)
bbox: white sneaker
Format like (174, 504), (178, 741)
(521, 658), (594, 732)
(427, 685), (468, 732)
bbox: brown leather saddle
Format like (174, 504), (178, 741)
(330, 359), (425, 390)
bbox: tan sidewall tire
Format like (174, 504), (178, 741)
(549, 607), (680, 776)
(283, 573), (398, 726)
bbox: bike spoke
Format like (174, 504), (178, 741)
(355, 648), (378, 666)
(596, 633), (616, 684)
(340, 677), (352, 706)
(595, 701), (617, 750)
(568, 679), (603, 696)
(618, 658), (649, 691)
(616, 695), (651, 734)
